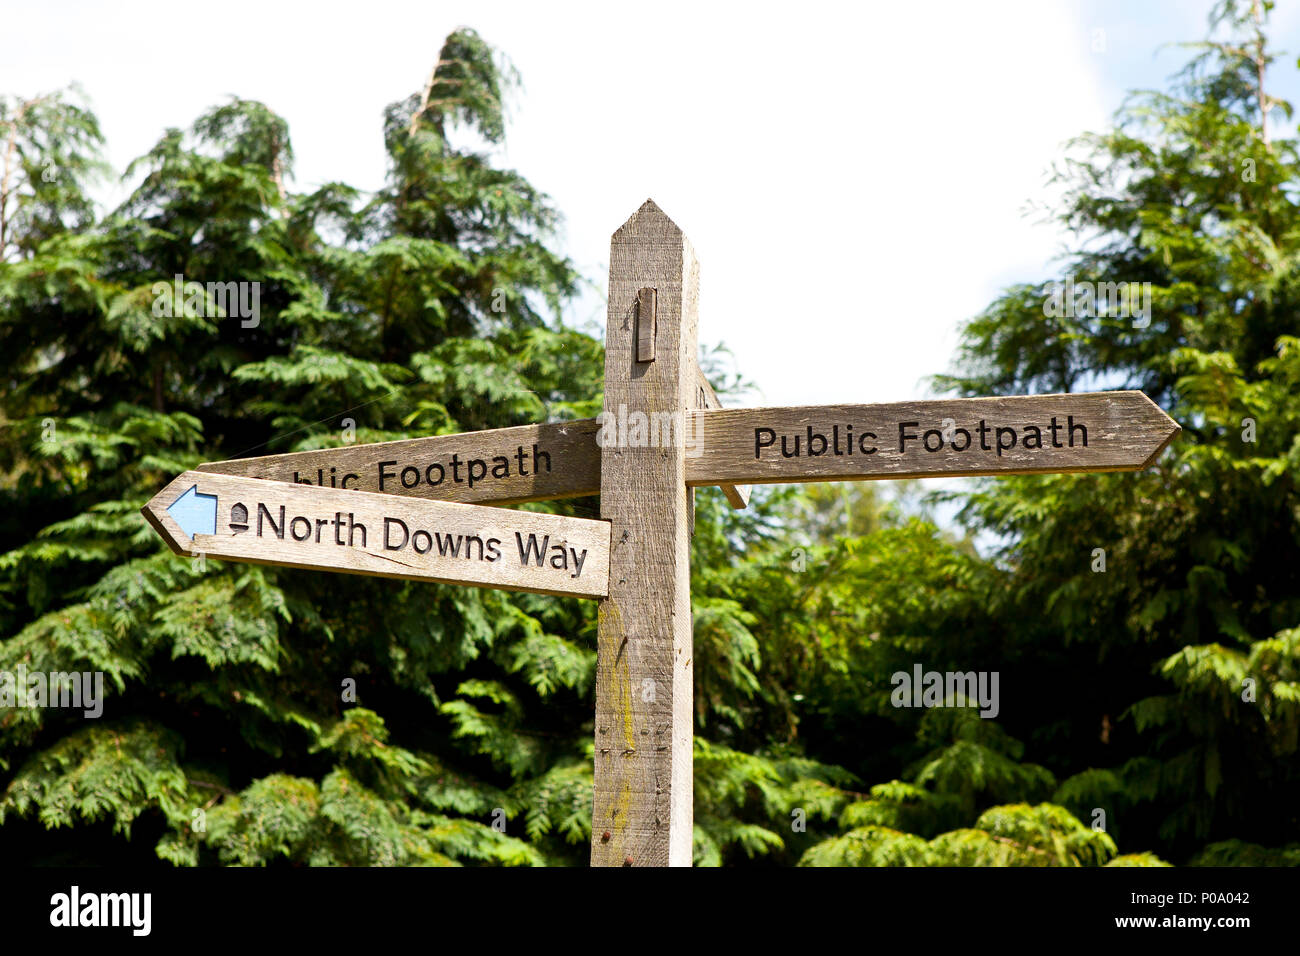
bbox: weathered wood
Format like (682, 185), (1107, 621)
(591, 200), (697, 867)
(636, 287), (657, 362)
(196, 419), (602, 506)
(683, 391), (1179, 486)
(142, 470), (611, 599)
(692, 369), (750, 509)
(200, 386), (1174, 509)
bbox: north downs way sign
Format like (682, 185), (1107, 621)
(143, 200), (1180, 867)
(143, 470), (611, 599)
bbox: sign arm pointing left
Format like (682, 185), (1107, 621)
(143, 471), (612, 599)
(165, 484), (217, 538)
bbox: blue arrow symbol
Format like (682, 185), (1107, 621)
(167, 484), (217, 538)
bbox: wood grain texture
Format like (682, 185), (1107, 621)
(636, 287), (657, 362)
(692, 369), (751, 508)
(196, 419), (602, 506)
(684, 391), (1179, 485)
(591, 200), (697, 867)
(143, 470), (611, 599)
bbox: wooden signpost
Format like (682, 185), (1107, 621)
(684, 391), (1179, 486)
(197, 419), (604, 506)
(195, 362), (752, 509)
(192, 392), (1173, 497)
(143, 199), (1180, 868)
(143, 470), (611, 599)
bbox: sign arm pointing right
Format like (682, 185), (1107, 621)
(682, 390), (1180, 487)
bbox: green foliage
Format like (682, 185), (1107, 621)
(0, 29), (607, 867)
(800, 804), (1119, 867)
(905, 0), (1299, 865)
(1188, 839), (1300, 866)
(4, 7), (1299, 868)
(796, 1), (1299, 867)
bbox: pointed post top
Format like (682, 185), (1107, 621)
(613, 198), (688, 242)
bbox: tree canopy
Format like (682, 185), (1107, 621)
(1, 7), (1297, 866)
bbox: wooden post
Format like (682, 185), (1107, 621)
(591, 201), (698, 867)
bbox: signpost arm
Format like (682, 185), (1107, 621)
(591, 201), (698, 867)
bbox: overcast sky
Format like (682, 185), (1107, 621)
(12, 0), (1299, 411)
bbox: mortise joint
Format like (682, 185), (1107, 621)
(636, 288), (656, 362)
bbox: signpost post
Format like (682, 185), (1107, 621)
(142, 199), (1180, 868)
(589, 202), (700, 867)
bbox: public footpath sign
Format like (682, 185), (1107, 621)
(198, 419), (604, 506)
(197, 364), (751, 509)
(195, 392), (1176, 498)
(684, 392), (1179, 486)
(143, 200), (1180, 867)
(143, 470), (611, 599)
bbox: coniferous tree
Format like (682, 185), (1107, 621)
(4, 8), (1298, 868)
(794, 0), (1299, 866)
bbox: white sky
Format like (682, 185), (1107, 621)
(10, 0), (1293, 411)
